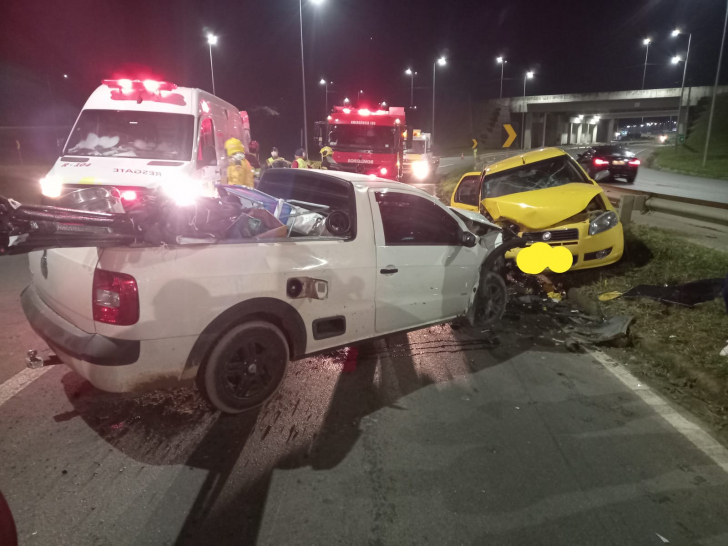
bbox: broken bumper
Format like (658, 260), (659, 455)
(505, 222), (624, 271)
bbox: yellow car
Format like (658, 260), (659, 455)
(450, 148), (624, 271)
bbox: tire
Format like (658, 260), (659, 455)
(198, 321), (289, 414)
(474, 272), (508, 327)
(626, 174), (636, 184)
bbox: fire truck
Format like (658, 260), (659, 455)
(316, 106), (406, 180)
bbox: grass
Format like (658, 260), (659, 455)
(565, 225), (728, 403)
(652, 147), (728, 180)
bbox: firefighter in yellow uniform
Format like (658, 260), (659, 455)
(224, 138), (254, 188)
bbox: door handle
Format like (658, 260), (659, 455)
(380, 267), (399, 275)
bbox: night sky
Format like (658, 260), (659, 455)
(1, 0), (727, 156)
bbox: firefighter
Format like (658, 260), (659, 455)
(292, 148), (309, 169)
(224, 138), (254, 188)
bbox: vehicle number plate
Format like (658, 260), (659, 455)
(612, 160), (625, 165)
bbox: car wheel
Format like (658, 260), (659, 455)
(198, 321), (289, 413)
(474, 272), (508, 327)
(626, 174), (636, 184)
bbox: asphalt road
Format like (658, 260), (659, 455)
(1, 260), (728, 544)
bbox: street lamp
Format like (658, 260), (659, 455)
(642, 38), (651, 89)
(343, 97), (350, 105)
(405, 68), (417, 107)
(358, 89), (363, 106)
(63, 74), (68, 79)
(319, 79), (332, 116)
(521, 71), (534, 148)
(671, 29), (693, 151)
(299, 0), (325, 158)
(497, 57), (507, 99)
(207, 34), (218, 95)
(432, 57), (446, 146)
(704, 0), (728, 166)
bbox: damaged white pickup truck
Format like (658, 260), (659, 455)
(0, 169), (525, 413)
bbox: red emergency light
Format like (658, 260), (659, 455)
(102, 79), (177, 92)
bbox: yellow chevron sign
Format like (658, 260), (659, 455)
(472, 138), (478, 149)
(503, 124), (517, 148)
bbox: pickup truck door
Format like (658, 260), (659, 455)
(369, 189), (481, 334)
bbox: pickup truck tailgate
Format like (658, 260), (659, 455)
(28, 248), (100, 334)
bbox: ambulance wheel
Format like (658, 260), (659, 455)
(198, 321), (289, 413)
(474, 272), (507, 327)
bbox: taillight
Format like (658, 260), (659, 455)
(93, 269), (139, 325)
(120, 190), (138, 201)
(593, 158), (609, 166)
(628, 159), (641, 166)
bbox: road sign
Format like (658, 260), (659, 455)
(471, 138), (478, 149)
(503, 124), (517, 148)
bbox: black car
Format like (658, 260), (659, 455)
(576, 145), (640, 183)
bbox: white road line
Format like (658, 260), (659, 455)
(0, 367), (52, 408)
(589, 349), (728, 475)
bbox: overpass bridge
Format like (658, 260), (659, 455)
(475, 86), (727, 149)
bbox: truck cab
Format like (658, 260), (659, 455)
(403, 130), (440, 181)
(40, 79), (251, 207)
(316, 106), (406, 181)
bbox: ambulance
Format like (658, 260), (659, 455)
(40, 79), (251, 206)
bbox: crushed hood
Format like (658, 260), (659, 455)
(483, 183), (603, 230)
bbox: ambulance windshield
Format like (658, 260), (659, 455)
(64, 109), (195, 160)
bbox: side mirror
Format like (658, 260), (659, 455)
(461, 231), (477, 248)
(201, 145), (217, 166)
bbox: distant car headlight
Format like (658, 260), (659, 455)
(40, 176), (63, 198)
(412, 160), (430, 180)
(589, 211), (619, 235)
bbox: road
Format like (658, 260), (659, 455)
(564, 144), (728, 205)
(1, 259), (728, 544)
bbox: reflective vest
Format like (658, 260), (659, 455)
(293, 157), (307, 169)
(266, 156), (278, 166)
(227, 160), (254, 188)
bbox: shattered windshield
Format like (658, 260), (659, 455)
(64, 109), (195, 160)
(328, 124), (395, 151)
(482, 155), (590, 199)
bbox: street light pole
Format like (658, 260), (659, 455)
(672, 30), (692, 151)
(432, 57), (446, 146)
(319, 79), (331, 116)
(207, 34), (217, 95)
(497, 57), (506, 99)
(405, 69), (416, 107)
(298, 0), (309, 157)
(522, 71), (534, 149)
(703, 0), (728, 167)
(642, 38), (651, 90)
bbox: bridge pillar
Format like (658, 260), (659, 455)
(606, 119), (615, 143)
(523, 112), (533, 149)
(592, 123), (598, 144)
(541, 113), (548, 147)
(576, 123), (583, 144)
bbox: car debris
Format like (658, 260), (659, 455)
(564, 315), (633, 346)
(598, 291), (622, 302)
(622, 278), (725, 307)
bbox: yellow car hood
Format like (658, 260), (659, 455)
(483, 183), (604, 230)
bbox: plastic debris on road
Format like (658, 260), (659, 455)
(565, 315), (633, 346)
(598, 291), (622, 302)
(622, 278), (725, 307)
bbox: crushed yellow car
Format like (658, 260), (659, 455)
(450, 148), (624, 271)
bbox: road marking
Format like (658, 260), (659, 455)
(589, 349), (728, 475)
(0, 367), (52, 408)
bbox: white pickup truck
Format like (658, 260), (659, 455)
(19, 169), (516, 413)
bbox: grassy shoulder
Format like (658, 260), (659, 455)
(565, 225), (728, 413)
(652, 147), (728, 180)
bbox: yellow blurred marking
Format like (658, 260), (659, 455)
(516, 242), (574, 275)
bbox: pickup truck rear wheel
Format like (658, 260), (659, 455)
(474, 272), (508, 327)
(198, 321), (289, 414)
